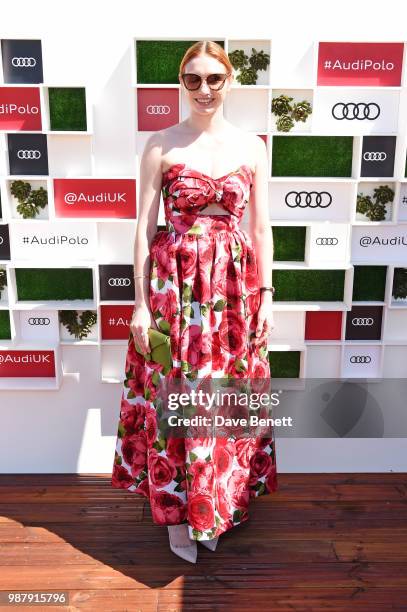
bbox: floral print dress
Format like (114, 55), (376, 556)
(111, 163), (278, 541)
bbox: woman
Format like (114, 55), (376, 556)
(111, 40), (278, 563)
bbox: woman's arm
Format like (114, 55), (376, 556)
(133, 132), (163, 311)
(248, 135), (274, 297)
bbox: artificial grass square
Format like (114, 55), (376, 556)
(272, 136), (353, 177)
(136, 40), (225, 84)
(272, 226), (306, 261)
(269, 350), (300, 377)
(273, 269), (345, 301)
(48, 87), (87, 131)
(0, 310), (11, 339)
(352, 265), (387, 301)
(15, 268), (94, 301)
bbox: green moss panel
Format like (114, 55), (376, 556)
(352, 265), (387, 301)
(273, 269), (345, 301)
(269, 350), (301, 378)
(136, 40), (225, 84)
(0, 310), (11, 339)
(48, 87), (87, 131)
(272, 136), (353, 177)
(272, 226), (306, 261)
(15, 268), (94, 301)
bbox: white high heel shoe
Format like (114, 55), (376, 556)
(199, 536), (219, 551)
(168, 524), (197, 563)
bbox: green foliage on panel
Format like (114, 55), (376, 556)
(352, 266), (387, 301)
(393, 268), (407, 300)
(272, 136), (353, 177)
(269, 350), (300, 378)
(15, 268), (93, 301)
(59, 310), (97, 340)
(273, 269), (345, 301)
(228, 47), (270, 85)
(0, 310), (11, 339)
(136, 40), (225, 84)
(0, 268), (7, 296)
(272, 226), (306, 261)
(10, 180), (48, 219)
(48, 87), (87, 131)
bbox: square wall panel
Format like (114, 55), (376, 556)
(382, 346), (407, 377)
(137, 88), (179, 131)
(47, 136), (92, 176)
(342, 344), (382, 378)
(7, 133), (48, 175)
(19, 309), (59, 341)
(305, 311), (342, 340)
(383, 309), (407, 342)
(1, 39), (43, 84)
(305, 345), (341, 377)
(269, 311), (305, 342)
(99, 264), (134, 301)
(360, 136), (396, 177)
(224, 89), (268, 132)
(345, 305), (383, 340)
(307, 223), (350, 266)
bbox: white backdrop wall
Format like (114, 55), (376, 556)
(1, 0), (406, 473)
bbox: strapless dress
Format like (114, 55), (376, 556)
(111, 163), (278, 541)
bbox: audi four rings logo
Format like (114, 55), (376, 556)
(331, 102), (380, 120)
(146, 105), (171, 115)
(363, 151), (387, 161)
(28, 317), (50, 325)
(11, 56), (37, 67)
(351, 317), (374, 326)
(108, 278), (131, 286)
(350, 355), (372, 364)
(285, 191), (332, 208)
(315, 237), (338, 245)
(17, 150), (41, 159)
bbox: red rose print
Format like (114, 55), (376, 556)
(166, 438), (185, 466)
(121, 431), (148, 478)
(189, 459), (215, 493)
(218, 310), (246, 357)
(150, 488), (187, 525)
(229, 469), (250, 510)
(235, 438), (258, 469)
(148, 449), (177, 488)
(111, 464), (134, 489)
(144, 405), (158, 448)
(214, 442), (234, 477)
(249, 449), (272, 479)
(188, 493), (215, 531)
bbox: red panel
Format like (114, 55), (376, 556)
(317, 42), (404, 86)
(0, 87), (42, 130)
(100, 305), (133, 340)
(137, 88), (179, 131)
(53, 178), (137, 218)
(0, 350), (55, 377)
(305, 311), (342, 340)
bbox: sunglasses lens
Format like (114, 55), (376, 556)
(207, 74), (226, 89)
(183, 74), (201, 90)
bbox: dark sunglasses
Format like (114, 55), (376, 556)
(180, 72), (231, 91)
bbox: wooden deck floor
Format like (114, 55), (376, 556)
(0, 473), (406, 611)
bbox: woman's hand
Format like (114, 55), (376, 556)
(254, 292), (275, 346)
(130, 303), (160, 354)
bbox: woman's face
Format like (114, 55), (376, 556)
(179, 54), (233, 115)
